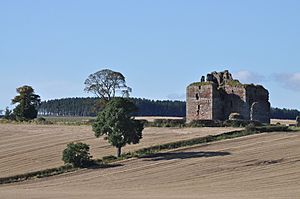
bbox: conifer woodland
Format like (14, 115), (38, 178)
(38, 97), (299, 119)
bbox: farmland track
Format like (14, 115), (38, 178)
(0, 124), (237, 178)
(1, 131), (300, 198)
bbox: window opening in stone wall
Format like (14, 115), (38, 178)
(196, 105), (200, 116)
(195, 93), (199, 100)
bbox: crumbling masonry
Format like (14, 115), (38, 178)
(186, 70), (270, 123)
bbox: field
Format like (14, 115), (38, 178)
(1, 131), (300, 198)
(39, 116), (184, 124)
(135, 116), (183, 122)
(0, 123), (237, 178)
(271, 119), (296, 126)
(41, 116), (298, 126)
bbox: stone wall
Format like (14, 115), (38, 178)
(223, 85), (249, 120)
(246, 85), (270, 123)
(212, 87), (224, 121)
(250, 101), (270, 123)
(245, 85), (269, 105)
(186, 84), (213, 122)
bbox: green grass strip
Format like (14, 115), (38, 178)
(0, 165), (76, 185)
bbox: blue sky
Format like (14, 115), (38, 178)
(1, 0), (300, 110)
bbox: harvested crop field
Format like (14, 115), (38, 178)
(0, 124), (237, 178)
(271, 119), (296, 126)
(1, 131), (300, 198)
(135, 116), (183, 122)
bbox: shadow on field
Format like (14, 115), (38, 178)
(141, 151), (231, 161)
(87, 163), (123, 170)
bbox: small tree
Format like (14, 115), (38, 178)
(62, 142), (92, 167)
(12, 85), (41, 121)
(84, 69), (132, 102)
(92, 98), (144, 157)
(3, 107), (15, 120)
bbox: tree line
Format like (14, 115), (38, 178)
(38, 97), (186, 117)
(38, 97), (299, 119)
(271, 107), (300, 120)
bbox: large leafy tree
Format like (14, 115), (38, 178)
(84, 69), (132, 102)
(92, 98), (144, 157)
(12, 85), (41, 120)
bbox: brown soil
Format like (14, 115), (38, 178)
(0, 124), (236, 178)
(1, 132), (299, 198)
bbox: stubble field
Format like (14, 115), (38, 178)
(0, 123), (237, 178)
(0, 130), (300, 198)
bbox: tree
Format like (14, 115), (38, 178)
(3, 107), (14, 120)
(12, 85), (41, 120)
(84, 69), (132, 102)
(62, 142), (92, 167)
(92, 98), (144, 157)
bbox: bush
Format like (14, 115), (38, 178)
(255, 125), (289, 132)
(151, 119), (186, 127)
(34, 117), (53, 125)
(62, 142), (92, 167)
(223, 120), (262, 127)
(37, 117), (46, 122)
(187, 120), (222, 127)
(245, 123), (256, 132)
(102, 155), (117, 162)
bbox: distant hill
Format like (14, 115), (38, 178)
(38, 97), (300, 120)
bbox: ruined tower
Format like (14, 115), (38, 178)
(186, 70), (270, 123)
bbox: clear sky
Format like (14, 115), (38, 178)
(1, 0), (300, 110)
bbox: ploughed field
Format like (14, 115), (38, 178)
(1, 131), (300, 198)
(0, 124), (237, 178)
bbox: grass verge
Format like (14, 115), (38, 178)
(0, 160), (118, 185)
(0, 165), (76, 185)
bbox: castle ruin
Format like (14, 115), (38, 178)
(186, 70), (270, 123)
